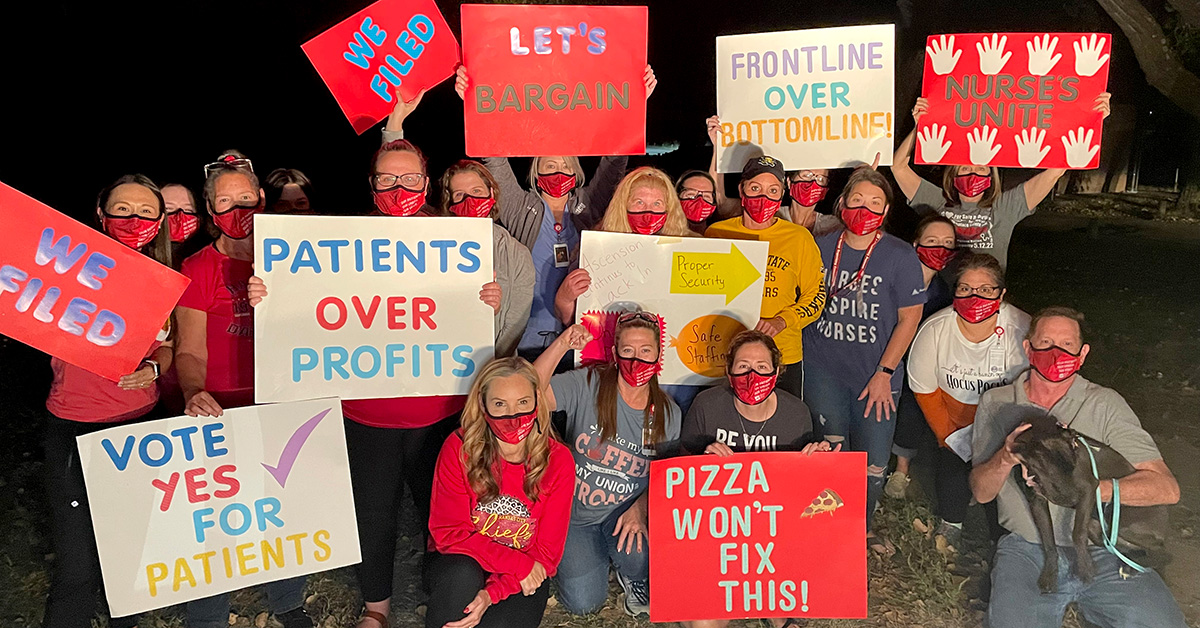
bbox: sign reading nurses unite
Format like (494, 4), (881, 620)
(78, 399), (360, 616)
(716, 25), (895, 173)
(253, 215), (495, 403)
(916, 33), (1111, 169)
(461, 4), (648, 157)
(302, 0), (460, 134)
(649, 453), (868, 622)
(0, 181), (189, 381)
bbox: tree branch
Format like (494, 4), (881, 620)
(1095, 0), (1200, 120)
(1166, 0), (1200, 29)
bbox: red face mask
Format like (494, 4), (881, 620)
(449, 194), (495, 218)
(841, 205), (885, 235)
(212, 199), (261, 239)
(741, 194), (782, 223)
(168, 211), (199, 243)
(953, 173), (992, 198)
(730, 369), (778, 406)
(103, 214), (161, 249)
(953, 295), (1002, 324)
(627, 211), (668, 235)
(617, 356), (660, 387)
(485, 406), (540, 444)
(680, 196), (716, 222)
(790, 180), (828, 207)
(373, 184), (426, 217)
(915, 245), (957, 271)
(537, 172), (576, 198)
(1028, 345), (1082, 383)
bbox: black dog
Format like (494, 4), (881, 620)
(1009, 414), (1167, 593)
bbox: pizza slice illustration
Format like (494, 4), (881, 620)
(800, 488), (844, 518)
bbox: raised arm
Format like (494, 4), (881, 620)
(707, 115), (743, 219)
(381, 86), (425, 144)
(532, 325), (592, 412)
(891, 98), (929, 201)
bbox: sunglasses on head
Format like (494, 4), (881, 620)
(203, 156), (254, 179)
(617, 311), (659, 326)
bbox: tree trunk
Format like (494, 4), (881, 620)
(1095, 0), (1200, 120)
(1166, 0), (1200, 28)
(1066, 104), (1136, 193)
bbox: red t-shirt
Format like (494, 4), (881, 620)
(45, 324), (169, 423)
(343, 396), (467, 429)
(428, 431), (574, 603)
(178, 244), (254, 396)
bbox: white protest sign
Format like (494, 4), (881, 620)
(573, 232), (768, 385)
(77, 399), (360, 616)
(716, 24), (895, 173)
(253, 215), (495, 403)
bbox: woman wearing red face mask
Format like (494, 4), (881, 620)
(675, 170), (718, 232)
(892, 94), (1111, 269)
(906, 253), (1029, 549)
(41, 175), (174, 628)
(425, 357), (574, 628)
(161, 183), (204, 252)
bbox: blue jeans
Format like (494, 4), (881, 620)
(186, 576), (307, 628)
(804, 366), (898, 528)
(555, 507), (649, 615)
(988, 534), (1185, 628)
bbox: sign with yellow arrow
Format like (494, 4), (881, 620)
(669, 244), (761, 304)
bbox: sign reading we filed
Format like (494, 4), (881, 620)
(461, 4), (648, 156)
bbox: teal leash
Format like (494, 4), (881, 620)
(1077, 436), (1149, 573)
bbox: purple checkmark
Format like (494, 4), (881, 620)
(262, 408), (332, 488)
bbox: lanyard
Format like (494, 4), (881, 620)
(1078, 436), (1149, 573)
(828, 231), (882, 298)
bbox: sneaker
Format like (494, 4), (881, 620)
(616, 571), (650, 617)
(275, 607), (315, 628)
(884, 471), (910, 499)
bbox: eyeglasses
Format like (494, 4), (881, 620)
(617, 311), (660, 326)
(955, 284), (1002, 298)
(794, 171), (830, 186)
(679, 188), (716, 203)
(372, 173), (426, 189)
(203, 157), (254, 179)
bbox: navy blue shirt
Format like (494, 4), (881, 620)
(519, 202), (580, 353)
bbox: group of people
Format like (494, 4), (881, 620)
(36, 58), (1187, 628)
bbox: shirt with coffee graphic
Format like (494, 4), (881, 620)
(550, 368), (680, 526)
(681, 385), (817, 454)
(908, 179), (1031, 270)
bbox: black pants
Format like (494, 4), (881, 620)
(933, 446), (972, 524)
(776, 360), (804, 400)
(345, 414), (458, 603)
(892, 380), (935, 457)
(42, 412), (143, 628)
(424, 553), (549, 628)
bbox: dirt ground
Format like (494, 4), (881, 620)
(0, 201), (1196, 628)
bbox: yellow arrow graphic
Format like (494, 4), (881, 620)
(669, 244), (761, 304)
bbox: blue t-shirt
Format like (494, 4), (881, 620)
(519, 203), (580, 353)
(803, 231), (927, 391)
(924, 274), (952, 321)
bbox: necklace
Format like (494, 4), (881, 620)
(737, 409), (771, 438)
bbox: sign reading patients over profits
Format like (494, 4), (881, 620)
(253, 215), (495, 403)
(78, 399), (360, 616)
(649, 452), (868, 622)
(915, 33), (1111, 169)
(0, 181), (189, 381)
(574, 232), (768, 386)
(461, 4), (648, 157)
(302, 0), (460, 134)
(716, 25), (895, 173)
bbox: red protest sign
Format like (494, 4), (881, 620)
(649, 452), (867, 622)
(0, 182), (190, 381)
(302, 0), (460, 135)
(915, 33), (1111, 169)
(461, 4), (647, 157)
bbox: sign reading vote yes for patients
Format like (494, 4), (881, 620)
(253, 215), (494, 403)
(716, 25), (895, 173)
(302, 0), (460, 134)
(78, 399), (360, 616)
(649, 452), (867, 622)
(0, 181), (189, 381)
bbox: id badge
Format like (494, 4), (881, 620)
(641, 424), (656, 457)
(553, 242), (570, 268)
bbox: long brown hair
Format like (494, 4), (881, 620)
(588, 313), (670, 445)
(439, 159), (501, 220)
(461, 357), (555, 502)
(598, 167), (691, 236)
(940, 166), (1002, 208)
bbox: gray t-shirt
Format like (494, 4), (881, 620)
(681, 386), (815, 454)
(972, 372), (1163, 546)
(551, 368), (681, 526)
(908, 179), (1031, 269)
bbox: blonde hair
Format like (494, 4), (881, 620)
(461, 357), (556, 502)
(598, 167), (691, 236)
(528, 156), (586, 190)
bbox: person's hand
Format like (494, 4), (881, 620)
(858, 372), (896, 421)
(559, 324), (594, 351)
(442, 589), (491, 628)
(1094, 92), (1112, 119)
(117, 365), (157, 391)
(247, 275), (268, 307)
(185, 391), (224, 418)
(1001, 423), (1033, 468)
(869, 151), (881, 170)
(643, 64), (657, 99)
(479, 281), (502, 314)
(519, 561), (547, 596)
(455, 66), (469, 100)
(613, 500), (647, 554)
(800, 440), (842, 456)
(705, 441), (735, 457)
(385, 87), (425, 131)
(755, 316), (786, 337)
(912, 97), (929, 124)
(706, 115), (721, 145)
(554, 269), (591, 322)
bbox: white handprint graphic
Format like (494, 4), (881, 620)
(976, 34), (1012, 75)
(967, 126), (1002, 165)
(1074, 34), (1110, 77)
(1061, 127), (1100, 168)
(917, 124), (953, 163)
(1014, 128), (1051, 168)
(926, 35), (962, 75)
(1026, 34), (1062, 76)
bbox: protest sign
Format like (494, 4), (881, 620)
(0, 181), (189, 381)
(915, 33), (1111, 169)
(253, 215), (495, 403)
(716, 25), (895, 173)
(77, 399), (360, 616)
(649, 452), (867, 621)
(573, 232), (768, 385)
(461, 4), (648, 156)
(302, 0), (460, 134)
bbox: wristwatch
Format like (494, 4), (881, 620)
(876, 364), (895, 375)
(141, 359), (161, 380)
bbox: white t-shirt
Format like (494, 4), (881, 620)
(907, 302), (1031, 405)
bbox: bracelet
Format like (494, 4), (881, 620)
(876, 364), (895, 375)
(141, 359), (161, 380)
